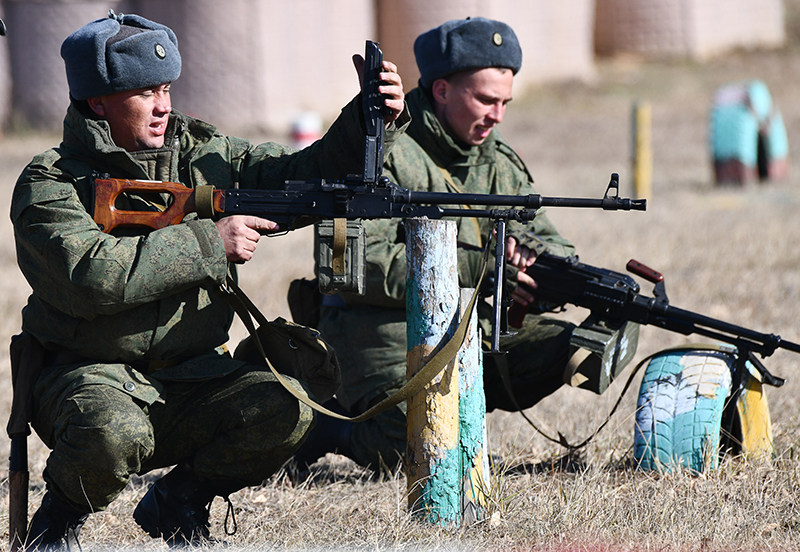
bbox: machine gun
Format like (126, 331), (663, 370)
(508, 253), (800, 393)
(93, 172), (643, 353)
(91, 173), (643, 235)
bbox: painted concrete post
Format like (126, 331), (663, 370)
(632, 100), (653, 201)
(405, 218), (490, 526)
(457, 288), (490, 524)
(405, 218), (460, 526)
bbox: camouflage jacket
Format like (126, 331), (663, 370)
(12, 96), (407, 368)
(342, 86), (575, 309)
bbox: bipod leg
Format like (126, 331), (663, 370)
(487, 218), (516, 356)
(720, 351), (747, 456)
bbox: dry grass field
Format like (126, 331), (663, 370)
(5, 24), (800, 552)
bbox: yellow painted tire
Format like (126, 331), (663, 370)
(724, 368), (774, 460)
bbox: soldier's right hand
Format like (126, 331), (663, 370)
(215, 215), (278, 263)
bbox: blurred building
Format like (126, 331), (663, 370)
(595, 0), (785, 59)
(0, 0), (787, 136)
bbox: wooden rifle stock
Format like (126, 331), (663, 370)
(93, 178), (225, 233)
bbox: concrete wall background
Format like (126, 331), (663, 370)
(131, 0), (376, 135)
(2, 0), (122, 131)
(377, 0), (597, 92)
(595, 0), (785, 59)
(0, 0), (787, 137)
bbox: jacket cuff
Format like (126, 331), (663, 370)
(509, 231), (551, 257)
(187, 219), (228, 281)
(383, 102), (411, 156)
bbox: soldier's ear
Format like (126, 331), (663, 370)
(431, 79), (449, 105)
(87, 96), (106, 117)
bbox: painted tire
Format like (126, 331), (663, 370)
(634, 349), (733, 473)
(725, 368), (774, 460)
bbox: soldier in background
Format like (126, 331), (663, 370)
(294, 17), (576, 471)
(10, 10), (406, 550)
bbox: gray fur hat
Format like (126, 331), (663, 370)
(61, 10), (181, 100)
(414, 17), (522, 89)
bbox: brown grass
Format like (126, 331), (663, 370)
(4, 40), (800, 551)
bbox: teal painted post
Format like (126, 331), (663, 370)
(458, 288), (490, 523)
(405, 218), (461, 526)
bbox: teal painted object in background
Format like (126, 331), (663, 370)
(710, 79), (789, 184)
(711, 103), (760, 166)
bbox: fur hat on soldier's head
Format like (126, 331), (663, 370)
(61, 10), (181, 101)
(414, 17), (522, 89)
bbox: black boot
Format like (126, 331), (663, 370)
(133, 463), (221, 548)
(25, 492), (88, 552)
(291, 399), (355, 468)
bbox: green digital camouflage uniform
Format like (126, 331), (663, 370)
(317, 87), (577, 469)
(12, 96), (407, 513)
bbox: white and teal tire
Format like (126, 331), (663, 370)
(634, 349), (733, 473)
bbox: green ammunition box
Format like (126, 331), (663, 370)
(565, 314), (640, 394)
(315, 220), (366, 295)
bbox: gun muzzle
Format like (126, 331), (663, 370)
(603, 197), (647, 211)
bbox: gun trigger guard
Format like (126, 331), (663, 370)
(195, 185), (216, 219)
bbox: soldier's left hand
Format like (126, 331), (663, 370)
(506, 236), (536, 270)
(352, 55), (405, 126)
(507, 237), (537, 306)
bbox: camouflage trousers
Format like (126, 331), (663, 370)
(317, 303), (575, 470)
(32, 354), (314, 514)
